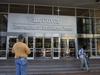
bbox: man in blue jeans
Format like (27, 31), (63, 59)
(12, 34), (31, 75)
(78, 46), (89, 71)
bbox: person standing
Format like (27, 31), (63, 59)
(12, 34), (31, 75)
(78, 46), (89, 71)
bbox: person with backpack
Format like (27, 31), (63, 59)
(78, 46), (89, 71)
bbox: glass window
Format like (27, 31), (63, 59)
(95, 9), (100, 17)
(35, 6), (52, 15)
(10, 4), (28, 13)
(69, 39), (75, 57)
(96, 18), (100, 34)
(60, 39), (67, 57)
(0, 36), (7, 50)
(54, 7), (75, 16)
(0, 4), (8, 13)
(61, 39), (66, 48)
(45, 48), (51, 57)
(8, 37), (17, 57)
(76, 9), (89, 17)
(35, 38), (43, 48)
(54, 51), (59, 57)
(96, 24), (100, 34)
(53, 37), (59, 48)
(91, 18), (95, 34)
(89, 9), (94, 17)
(0, 14), (8, 32)
(44, 38), (51, 48)
(77, 17), (92, 34)
(78, 38), (90, 52)
(0, 36), (7, 57)
(0, 51), (6, 57)
(91, 38), (96, 56)
(97, 38), (100, 56)
(28, 49), (33, 57)
(96, 18), (100, 24)
(29, 5), (35, 14)
(28, 37), (33, 48)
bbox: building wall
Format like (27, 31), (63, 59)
(0, 3), (100, 59)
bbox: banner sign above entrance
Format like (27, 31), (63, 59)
(8, 13), (76, 35)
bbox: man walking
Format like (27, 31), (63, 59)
(78, 46), (89, 71)
(12, 34), (31, 75)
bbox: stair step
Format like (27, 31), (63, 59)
(0, 58), (100, 75)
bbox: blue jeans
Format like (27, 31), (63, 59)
(80, 57), (89, 71)
(15, 58), (27, 75)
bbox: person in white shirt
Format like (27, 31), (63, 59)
(78, 46), (89, 71)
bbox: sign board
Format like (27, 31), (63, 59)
(8, 13), (76, 35)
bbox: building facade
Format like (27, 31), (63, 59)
(0, 3), (100, 59)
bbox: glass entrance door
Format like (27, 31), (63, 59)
(7, 36), (34, 59)
(60, 38), (76, 58)
(69, 39), (76, 57)
(7, 36), (17, 58)
(52, 37), (60, 59)
(35, 38), (43, 58)
(0, 36), (7, 59)
(44, 38), (51, 58)
(27, 36), (34, 59)
(34, 37), (52, 59)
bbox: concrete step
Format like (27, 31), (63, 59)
(0, 58), (100, 75)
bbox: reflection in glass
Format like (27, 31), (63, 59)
(97, 39), (100, 56)
(28, 49), (33, 57)
(96, 18), (100, 34)
(53, 37), (59, 48)
(54, 52), (58, 57)
(10, 4), (28, 13)
(0, 14), (8, 31)
(77, 17), (92, 34)
(29, 5), (35, 14)
(9, 38), (17, 48)
(76, 9), (89, 17)
(35, 48), (43, 57)
(95, 10), (100, 17)
(54, 7), (75, 16)
(35, 6), (52, 15)
(0, 36), (6, 50)
(35, 38), (43, 48)
(0, 51), (6, 57)
(0, 36), (6, 58)
(60, 39), (67, 57)
(0, 4), (8, 12)
(69, 39), (75, 56)
(89, 9), (94, 17)
(53, 48), (59, 57)
(45, 48), (51, 57)
(44, 38), (51, 48)
(8, 38), (17, 57)
(28, 37), (33, 48)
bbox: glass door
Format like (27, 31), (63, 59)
(69, 39), (76, 57)
(44, 38), (51, 58)
(7, 36), (17, 58)
(60, 38), (76, 58)
(0, 36), (7, 59)
(7, 36), (30, 59)
(35, 37), (43, 59)
(27, 36), (34, 59)
(52, 37), (60, 59)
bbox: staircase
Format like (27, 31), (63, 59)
(0, 57), (100, 75)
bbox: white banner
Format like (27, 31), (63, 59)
(8, 13), (76, 35)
